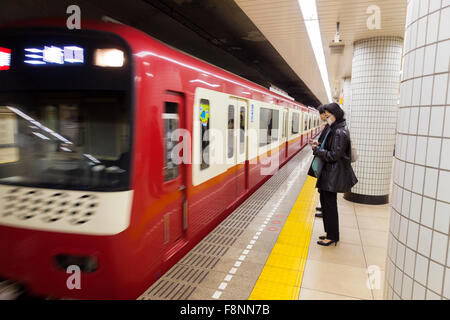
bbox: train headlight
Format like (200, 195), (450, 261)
(94, 48), (124, 67)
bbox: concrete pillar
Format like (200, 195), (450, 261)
(385, 0), (450, 300)
(344, 36), (403, 204)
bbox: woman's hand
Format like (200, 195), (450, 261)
(309, 139), (319, 150)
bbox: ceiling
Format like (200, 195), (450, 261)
(0, 0), (407, 106)
(0, 0), (322, 106)
(235, 0), (407, 103)
(234, 0), (329, 103)
(318, 0), (407, 99)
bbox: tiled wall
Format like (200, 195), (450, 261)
(343, 77), (352, 127)
(385, 0), (450, 300)
(349, 37), (403, 199)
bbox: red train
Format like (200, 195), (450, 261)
(0, 19), (320, 299)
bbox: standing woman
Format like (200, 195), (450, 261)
(308, 105), (329, 218)
(311, 102), (358, 246)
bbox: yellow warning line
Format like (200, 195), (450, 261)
(249, 176), (318, 300)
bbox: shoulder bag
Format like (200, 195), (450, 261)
(311, 129), (331, 178)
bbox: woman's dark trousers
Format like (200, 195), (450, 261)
(319, 190), (339, 241)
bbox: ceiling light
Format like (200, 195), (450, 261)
(298, 0), (332, 103)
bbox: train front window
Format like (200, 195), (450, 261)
(0, 91), (131, 191)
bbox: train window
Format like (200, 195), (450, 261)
(228, 105), (235, 159)
(259, 107), (272, 146)
(200, 99), (210, 170)
(291, 112), (299, 134)
(285, 111), (289, 138)
(239, 107), (245, 154)
(304, 115), (308, 132)
(282, 111), (286, 139)
(0, 91), (131, 191)
(0, 107), (19, 164)
(271, 110), (279, 141)
(309, 117), (312, 130)
(163, 102), (179, 181)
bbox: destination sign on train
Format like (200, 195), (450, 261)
(23, 45), (84, 65)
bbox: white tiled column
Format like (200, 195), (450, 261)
(385, 0), (450, 300)
(344, 36), (403, 205)
(343, 77), (352, 127)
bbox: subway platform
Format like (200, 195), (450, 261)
(139, 147), (391, 300)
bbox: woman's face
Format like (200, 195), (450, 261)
(320, 112), (328, 122)
(324, 110), (336, 124)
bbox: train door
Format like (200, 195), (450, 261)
(228, 97), (248, 198)
(227, 97), (238, 202)
(162, 92), (187, 250)
(303, 112), (308, 144)
(237, 99), (248, 193)
(284, 108), (289, 159)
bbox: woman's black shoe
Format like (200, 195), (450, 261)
(315, 213), (323, 218)
(317, 239), (338, 246)
(316, 207), (322, 212)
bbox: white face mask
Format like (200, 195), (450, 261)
(326, 118), (334, 126)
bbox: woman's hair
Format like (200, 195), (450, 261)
(317, 105), (326, 114)
(323, 102), (345, 121)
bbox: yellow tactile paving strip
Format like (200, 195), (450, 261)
(249, 176), (318, 300)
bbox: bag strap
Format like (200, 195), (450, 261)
(320, 129), (331, 148)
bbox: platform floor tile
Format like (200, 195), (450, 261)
(139, 147), (314, 300)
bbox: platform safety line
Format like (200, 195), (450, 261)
(211, 154), (312, 300)
(248, 176), (318, 300)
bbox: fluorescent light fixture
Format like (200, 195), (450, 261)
(189, 79), (220, 87)
(95, 49), (124, 67)
(25, 48), (43, 53)
(60, 146), (72, 152)
(7, 106), (72, 144)
(24, 60), (46, 65)
(298, 0), (332, 103)
(83, 154), (101, 164)
(32, 132), (50, 140)
(25, 54), (43, 59)
(101, 16), (124, 25)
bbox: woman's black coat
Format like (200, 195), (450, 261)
(312, 119), (358, 193)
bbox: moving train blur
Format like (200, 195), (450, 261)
(0, 20), (320, 299)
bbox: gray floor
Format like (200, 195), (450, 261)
(139, 148), (314, 300)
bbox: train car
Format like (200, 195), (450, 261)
(0, 19), (320, 299)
